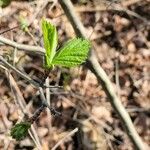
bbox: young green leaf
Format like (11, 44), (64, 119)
(52, 38), (91, 67)
(42, 19), (58, 68)
(10, 122), (31, 140)
(0, 0), (11, 8)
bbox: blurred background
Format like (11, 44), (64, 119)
(0, 0), (150, 149)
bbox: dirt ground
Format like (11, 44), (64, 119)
(0, 0), (150, 149)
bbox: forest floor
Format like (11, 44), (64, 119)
(0, 0), (150, 149)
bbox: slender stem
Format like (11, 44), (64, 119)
(0, 26), (19, 35)
(38, 87), (61, 116)
(29, 103), (46, 124)
(0, 36), (44, 55)
(0, 56), (40, 87)
(0, 56), (61, 89)
(52, 128), (78, 150)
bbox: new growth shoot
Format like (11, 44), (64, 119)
(10, 18), (91, 140)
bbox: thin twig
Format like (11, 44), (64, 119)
(38, 87), (61, 116)
(75, 3), (150, 25)
(51, 128), (78, 150)
(45, 78), (52, 132)
(0, 36), (44, 55)
(0, 56), (40, 87)
(0, 56), (61, 89)
(114, 59), (121, 98)
(5, 71), (26, 113)
(28, 127), (42, 150)
(0, 26), (19, 35)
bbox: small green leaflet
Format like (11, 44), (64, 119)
(42, 19), (57, 68)
(10, 122), (31, 140)
(0, 0), (11, 7)
(52, 38), (91, 67)
(42, 19), (91, 69)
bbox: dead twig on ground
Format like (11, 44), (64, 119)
(51, 128), (78, 150)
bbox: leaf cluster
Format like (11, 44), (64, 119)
(42, 19), (91, 69)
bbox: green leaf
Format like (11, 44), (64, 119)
(52, 38), (91, 67)
(42, 19), (58, 68)
(10, 122), (31, 140)
(0, 0), (11, 8)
